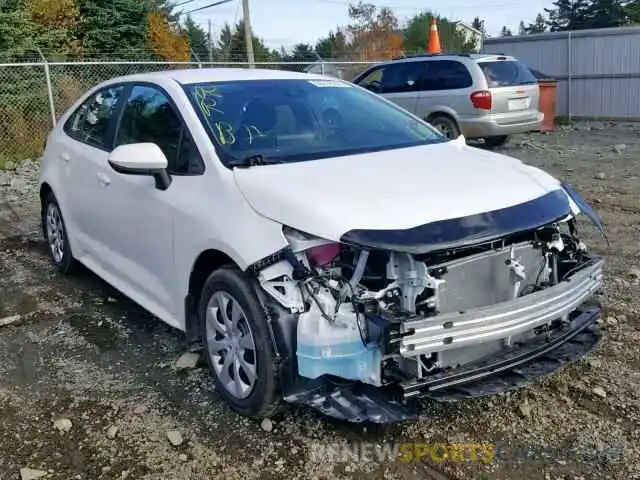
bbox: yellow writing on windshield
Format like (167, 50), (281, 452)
(195, 86), (224, 116)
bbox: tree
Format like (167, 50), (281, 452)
(518, 21), (527, 35)
(347, 2), (401, 60)
(544, 0), (591, 31)
(627, 0), (640, 23)
(279, 43), (318, 71)
(183, 15), (210, 61)
(500, 26), (513, 36)
(216, 21), (273, 63)
(584, 0), (628, 28)
(403, 12), (476, 53)
(146, 11), (189, 61)
(26, 0), (82, 58)
(78, 0), (175, 58)
(523, 13), (548, 33)
(0, 0), (37, 60)
(471, 16), (487, 37)
(315, 29), (350, 59)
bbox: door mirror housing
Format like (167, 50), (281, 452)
(108, 143), (172, 190)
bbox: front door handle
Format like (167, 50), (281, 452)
(96, 172), (111, 187)
(60, 153), (71, 164)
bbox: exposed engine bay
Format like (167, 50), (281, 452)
(252, 210), (604, 414)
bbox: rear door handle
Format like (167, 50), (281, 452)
(96, 172), (111, 187)
(60, 153), (71, 164)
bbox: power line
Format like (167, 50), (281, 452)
(184, 0), (235, 15)
(173, 0), (199, 7)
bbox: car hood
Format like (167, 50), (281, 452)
(233, 140), (570, 246)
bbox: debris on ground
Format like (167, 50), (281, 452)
(53, 418), (72, 434)
(0, 314), (21, 327)
(166, 430), (184, 446)
(174, 352), (200, 370)
(592, 386), (607, 398)
(261, 418), (274, 432)
(20, 468), (48, 480)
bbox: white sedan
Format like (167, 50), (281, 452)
(39, 68), (605, 423)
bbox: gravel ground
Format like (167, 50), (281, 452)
(1, 123), (639, 480)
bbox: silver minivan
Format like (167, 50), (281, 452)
(352, 53), (543, 147)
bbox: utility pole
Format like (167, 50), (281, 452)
(208, 19), (213, 62)
(242, 0), (255, 68)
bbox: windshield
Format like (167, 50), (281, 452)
(478, 60), (538, 88)
(183, 78), (445, 166)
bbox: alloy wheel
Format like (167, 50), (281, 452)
(46, 203), (65, 264)
(206, 291), (258, 399)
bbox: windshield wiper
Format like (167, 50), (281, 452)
(228, 154), (282, 168)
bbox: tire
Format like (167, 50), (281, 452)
(428, 115), (460, 140)
(42, 192), (76, 274)
(484, 135), (509, 148)
(199, 266), (280, 418)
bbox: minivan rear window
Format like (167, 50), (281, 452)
(478, 60), (538, 87)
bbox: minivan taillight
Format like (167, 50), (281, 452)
(470, 90), (492, 110)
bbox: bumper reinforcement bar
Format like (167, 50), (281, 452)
(401, 306), (601, 400)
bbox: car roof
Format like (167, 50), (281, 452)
(100, 67), (331, 87)
(382, 53), (517, 65)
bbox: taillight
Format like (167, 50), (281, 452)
(470, 90), (492, 110)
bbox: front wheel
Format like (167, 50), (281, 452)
(200, 266), (281, 418)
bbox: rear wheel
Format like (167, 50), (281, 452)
(42, 192), (76, 274)
(200, 266), (280, 418)
(484, 135), (509, 148)
(428, 115), (460, 140)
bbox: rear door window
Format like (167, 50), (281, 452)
(64, 85), (124, 149)
(355, 62), (425, 94)
(420, 60), (472, 91)
(478, 60), (538, 87)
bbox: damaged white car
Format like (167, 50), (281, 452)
(39, 69), (605, 422)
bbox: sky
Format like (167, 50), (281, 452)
(183, 0), (554, 50)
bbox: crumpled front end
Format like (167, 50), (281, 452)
(251, 187), (605, 423)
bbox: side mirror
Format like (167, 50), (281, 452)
(108, 143), (172, 191)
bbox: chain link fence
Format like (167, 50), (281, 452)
(0, 60), (376, 167)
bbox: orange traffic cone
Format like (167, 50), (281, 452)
(427, 17), (442, 53)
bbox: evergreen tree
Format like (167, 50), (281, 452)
(544, 0), (591, 31)
(500, 26), (513, 36)
(518, 21), (527, 35)
(315, 29), (349, 59)
(525, 13), (548, 33)
(584, 0), (628, 28)
(216, 21), (273, 63)
(77, 0), (175, 58)
(183, 15), (210, 62)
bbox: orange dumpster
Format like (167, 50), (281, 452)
(538, 80), (558, 132)
(528, 67), (558, 132)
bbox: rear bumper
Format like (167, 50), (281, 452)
(460, 112), (544, 138)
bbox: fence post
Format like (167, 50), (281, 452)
(567, 31), (573, 123)
(37, 48), (56, 127)
(320, 62), (326, 76)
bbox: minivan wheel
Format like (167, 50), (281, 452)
(200, 266), (280, 418)
(42, 192), (76, 274)
(428, 115), (460, 140)
(484, 135), (509, 148)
